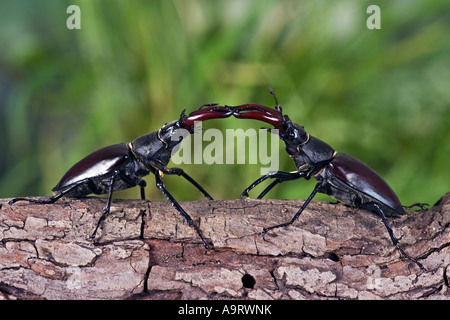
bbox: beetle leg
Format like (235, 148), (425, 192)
(138, 180), (147, 200)
(8, 177), (98, 209)
(9, 190), (67, 209)
(163, 167), (213, 200)
(256, 171), (309, 199)
(240, 170), (307, 199)
(115, 170), (147, 201)
(262, 182), (322, 238)
(361, 202), (424, 276)
(154, 171), (210, 250)
(90, 170), (119, 240)
(257, 180), (280, 199)
(90, 170), (148, 239)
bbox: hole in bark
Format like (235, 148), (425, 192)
(328, 252), (340, 262)
(242, 274), (255, 289)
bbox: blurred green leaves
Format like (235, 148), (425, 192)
(0, 0), (449, 206)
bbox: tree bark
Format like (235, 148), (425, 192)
(1, 193), (449, 300)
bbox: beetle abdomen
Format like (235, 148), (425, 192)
(52, 143), (131, 192)
(327, 153), (405, 215)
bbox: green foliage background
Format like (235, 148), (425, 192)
(0, 0), (449, 206)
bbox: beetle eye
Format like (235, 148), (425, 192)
(300, 132), (307, 141)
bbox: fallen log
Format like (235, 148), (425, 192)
(0, 193), (449, 300)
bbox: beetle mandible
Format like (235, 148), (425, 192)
(9, 105), (233, 248)
(231, 89), (425, 275)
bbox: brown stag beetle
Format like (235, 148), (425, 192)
(9, 104), (233, 249)
(231, 89), (425, 276)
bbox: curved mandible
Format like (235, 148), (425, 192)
(182, 104), (233, 132)
(229, 104), (284, 132)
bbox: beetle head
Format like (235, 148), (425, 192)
(158, 118), (186, 150)
(278, 115), (310, 156)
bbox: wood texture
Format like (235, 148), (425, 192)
(1, 193), (449, 300)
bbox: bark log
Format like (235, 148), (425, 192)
(1, 193), (449, 300)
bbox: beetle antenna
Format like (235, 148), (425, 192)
(268, 86), (283, 115)
(268, 87), (278, 107)
(180, 109), (187, 118)
(277, 105), (283, 114)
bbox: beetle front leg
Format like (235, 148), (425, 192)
(154, 171), (210, 250)
(262, 182), (322, 238)
(163, 167), (213, 200)
(240, 170), (307, 199)
(257, 180), (280, 199)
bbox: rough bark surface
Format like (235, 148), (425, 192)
(0, 193), (449, 300)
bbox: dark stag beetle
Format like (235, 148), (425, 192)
(9, 105), (233, 249)
(231, 90), (425, 276)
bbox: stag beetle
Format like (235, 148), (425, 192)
(9, 105), (232, 248)
(231, 89), (424, 275)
